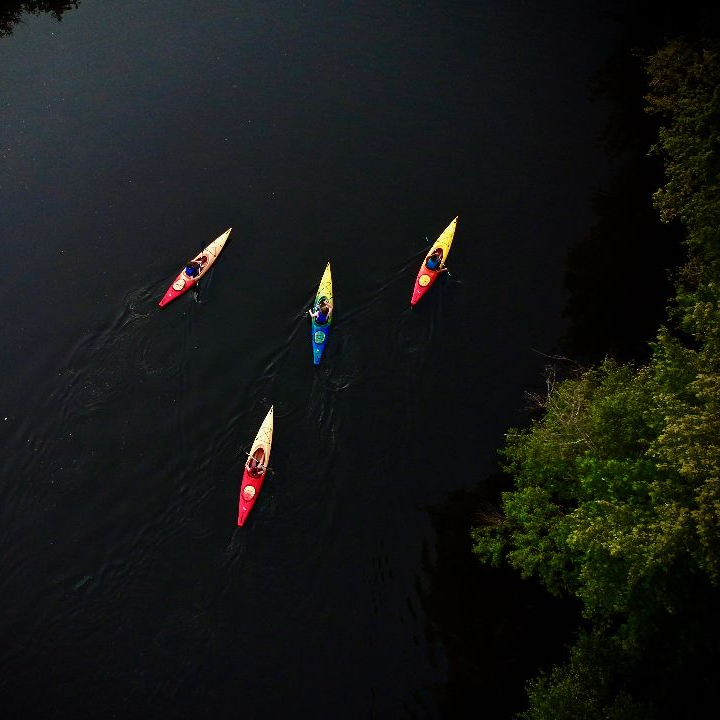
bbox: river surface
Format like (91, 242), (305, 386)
(0, 2), (622, 717)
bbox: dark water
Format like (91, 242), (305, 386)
(1, 2), (622, 717)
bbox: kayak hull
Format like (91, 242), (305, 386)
(237, 406), (274, 526)
(237, 467), (267, 527)
(159, 227), (232, 307)
(411, 267), (441, 306)
(410, 217), (457, 306)
(311, 262), (333, 365)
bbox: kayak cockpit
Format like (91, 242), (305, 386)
(247, 448), (266, 478)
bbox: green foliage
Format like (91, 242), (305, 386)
(0, 2), (80, 38)
(473, 35), (720, 719)
(473, 361), (680, 615)
(518, 631), (656, 720)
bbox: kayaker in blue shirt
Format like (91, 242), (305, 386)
(185, 260), (202, 277)
(425, 247), (445, 271)
(309, 296), (333, 325)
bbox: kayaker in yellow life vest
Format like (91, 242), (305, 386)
(309, 297), (333, 325)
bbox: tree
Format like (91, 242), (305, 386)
(0, 1), (80, 38)
(473, 36), (720, 718)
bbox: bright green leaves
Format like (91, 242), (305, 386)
(574, 456), (654, 505)
(475, 359), (685, 621)
(473, 338), (720, 714)
(476, 342), (720, 619)
(471, 34), (720, 719)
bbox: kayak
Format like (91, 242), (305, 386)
(158, 227), (232, 307)
(237, 405), (274, 527)
(310, 261), (333, 365)
(410, 216), (458, 306)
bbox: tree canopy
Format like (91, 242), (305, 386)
(472, 37), (720, 719)
(0, 2), (80, 38)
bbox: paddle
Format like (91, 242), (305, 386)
(192, 241), (213, 302)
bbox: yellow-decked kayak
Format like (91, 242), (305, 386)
(410, 217), (457, 306)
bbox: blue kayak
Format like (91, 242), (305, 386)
(310, 262), (333, 365)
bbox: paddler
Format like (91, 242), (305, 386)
(425, 247), (447, 272)
(185, 259), (202, 277)
(309, 296), (333, 325)
(248, 450), (266, 478)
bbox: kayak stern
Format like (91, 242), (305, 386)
(410, 270), (439, 306)
(158, 275), (197, 307)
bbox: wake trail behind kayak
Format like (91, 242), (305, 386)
(1, 283), (168, 520)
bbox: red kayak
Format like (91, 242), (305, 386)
(237, 406), (274, 526)
(410, 216), (458, 306)
(159, 227), (232, 307)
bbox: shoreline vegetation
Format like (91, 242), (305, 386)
(472, 24), (720, 720)
(0, 1), (80, 38)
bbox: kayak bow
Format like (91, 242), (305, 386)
(310, 261), (333, 365)
(159, 227), (232, 307)
(410, 217), (457, 306)
(237, 406), (274, 526)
